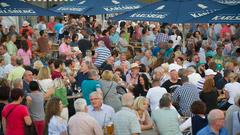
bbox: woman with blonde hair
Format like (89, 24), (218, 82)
(37, 67), (53, 93)
(133, 96), (153, 131)
(99, 70), (122, 112)
(224, 72), (240, 109)
(45, 97), (67, 135)
(199, 78), (218, 113)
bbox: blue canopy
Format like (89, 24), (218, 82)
(188, 4), (240, 24)
(112, 0), (230, 23)
(50, 0), (91, 15)
(0, 0), (61, 16)
(84, 0), (146, 15)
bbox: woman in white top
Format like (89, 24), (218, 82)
(37, 67), (53, 93)
(170, 29), (182, 49)
(224, 72), (240, 106)
(45, 97), (68, 135)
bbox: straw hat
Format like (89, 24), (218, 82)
(130, 63), (140, 69)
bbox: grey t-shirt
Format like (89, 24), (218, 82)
(29, 92), (45, 121)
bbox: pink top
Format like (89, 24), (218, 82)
(17, 49), (32, 66)
(59, 43), (71, 57)
(2, 104), (30, 135)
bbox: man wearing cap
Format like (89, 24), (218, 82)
(59, 35), (73, 60)
(196, 69), (217, 91)
(126, 63), (140, 86)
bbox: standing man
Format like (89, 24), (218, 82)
(59, 35), (73, 60)
(93, 41), (111, 68)
(0, 45), (10, 65)
(172, 76), (200, 117)
(68, 98), (103, 135)
(113, 93), (141, 135)
(197, 109), (228, 135)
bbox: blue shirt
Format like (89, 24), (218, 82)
(81, 80), (101, 105)
(87, 104), (115, 127)
(152, 46), (161, 57)
(197, 125), (228, 135)
(75, 71), (88, 88)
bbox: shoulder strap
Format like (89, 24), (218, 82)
(6, 105), (18, 120)
(238, 112), (240, 123)
(103, 82), (113, 100)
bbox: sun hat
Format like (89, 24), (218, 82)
(130, 63), (140, 69)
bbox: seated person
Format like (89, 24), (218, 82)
(133, 96), (153, 131)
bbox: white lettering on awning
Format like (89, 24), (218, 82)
(212, 15), (240, 21)
(103, 5), (140, 12)
(0, 9), (36, 14)
(130, 13), (167, 19)
(57, 7), (85, 12)
(190, 9), (217, 18)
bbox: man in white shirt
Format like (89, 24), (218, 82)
(4, 55), (16, 75)
(0, 45), (10, 65)
(68, 98), (103, 135)
(146, 79), (167, 111)
(0, 56), (7, 78)
(88, 91), (115, 128)
(187, 67), (202, 86)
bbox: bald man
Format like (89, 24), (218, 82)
(197, 109), (228, 135)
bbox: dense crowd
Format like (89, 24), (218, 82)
(0, 15), (240, 135)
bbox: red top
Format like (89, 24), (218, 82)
(20, 27), (33, 37)
(2, 104), (30, 135)
(47, 22), (57, 32)
(51, 70), (63, 80)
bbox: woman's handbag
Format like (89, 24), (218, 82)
(24, 122), (37, 135)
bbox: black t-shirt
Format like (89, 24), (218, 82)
(200, 90), (219, 113)
(161, 79), (182, 93)
(216, 78), (228, 90)
(78, 39), (92, 57)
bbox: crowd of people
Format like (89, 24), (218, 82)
(0, 15), (240, 135)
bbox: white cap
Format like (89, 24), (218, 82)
(205, 69), (217, 76)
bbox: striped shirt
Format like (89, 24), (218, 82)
(94, 46), (111, 67)
(154, 33), (169, 45)
(196, 78), (205, 91)
(172, 83), (200, 117)
(113, 107), (141, 135)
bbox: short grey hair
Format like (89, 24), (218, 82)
(234, 93), (240, 106)
(207, 109), (224, 124)
(12, 78), (23, 89)
(187, 67), (196, 73)
(88, 69), (99, 79)
(121, 93), (134, 107)
(74, 98), (87, 112)
(89, 91), (103, 100)
(98, 40), (105, 47)
(153, 67), (164, 73)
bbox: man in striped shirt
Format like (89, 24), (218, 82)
(196, 69), (217, 91)
(94, 40), (111, 68)
(173, 76), (200, 117)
